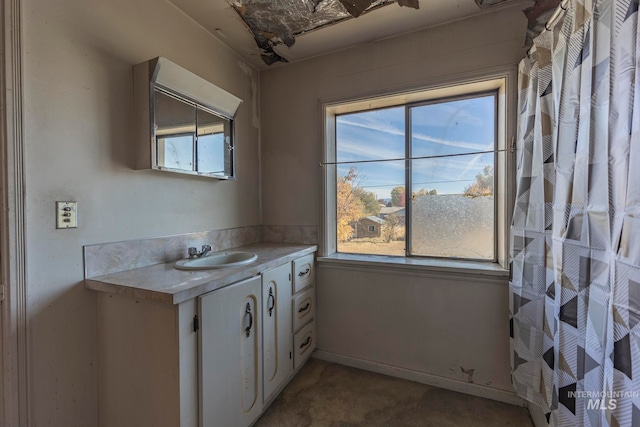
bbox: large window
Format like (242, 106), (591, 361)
(324, 77), (510, 265)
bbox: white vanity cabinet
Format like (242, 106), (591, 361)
(91, 247), (316, 427)
(261, 263), (293, 403)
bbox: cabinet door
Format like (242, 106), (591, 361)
(262, 263), (293, 403)
(199, 276), (262, 427)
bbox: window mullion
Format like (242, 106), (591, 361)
(405, 105), (412, 258)
(193, 108), (198, 172)
(493, 93), (499, 263)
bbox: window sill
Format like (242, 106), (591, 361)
(317, 253), (509, 283)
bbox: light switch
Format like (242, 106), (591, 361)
(56, 201), (78, 229)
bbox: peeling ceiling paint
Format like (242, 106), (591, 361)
(203, 0), (562, 68)
(230, 0), (419, 65)
(476, 0), (562, 48)
(337, 0), (418, 18)
(474, 0), (510, 7)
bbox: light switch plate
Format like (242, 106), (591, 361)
(56, 201), (78, 229)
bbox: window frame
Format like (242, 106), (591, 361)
(321, 70), (515, 270)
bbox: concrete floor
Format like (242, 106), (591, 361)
(256, 359), (533, 427)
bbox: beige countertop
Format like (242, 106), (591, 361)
(85, 243), (317, 304)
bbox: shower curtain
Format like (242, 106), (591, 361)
(509, 0), (640, 425)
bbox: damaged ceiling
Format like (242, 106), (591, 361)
(230, 0), (420, 65)
(168, 0), (562, 68)
(477, 0), (562, 47)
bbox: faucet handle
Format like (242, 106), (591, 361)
(188, 247), (198, 258)
(202, 244), (212, 251)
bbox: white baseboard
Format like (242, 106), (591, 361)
(312, 350), (526, 407)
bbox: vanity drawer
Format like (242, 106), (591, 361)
(292, 287), (315, 333)
(293, 254), (314, 293)
(293, 319), (316, 370)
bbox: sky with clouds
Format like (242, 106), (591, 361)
(336, 94), (496, 200)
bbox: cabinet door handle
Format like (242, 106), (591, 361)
(298, 268), (310, 277)
(299, 336), (312, 349)
(298, 302), (310, 313)
(244, 303), (253, 337)
(267, 287), (275, 317)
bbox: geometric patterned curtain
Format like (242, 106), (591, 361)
(509, 0), (640, 425)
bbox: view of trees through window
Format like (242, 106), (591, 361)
(335, 93), (496, 260)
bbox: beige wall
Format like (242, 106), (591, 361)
(22, 0), (259, 424)
(260, 3), (527, 397)
(317, 266), (513, 391)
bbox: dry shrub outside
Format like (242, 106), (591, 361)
(338, 238), (405, 256)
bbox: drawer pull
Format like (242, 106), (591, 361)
(298, 302), (311, 313)
(299, 336), (312, 349)
(267, 287), (275, 317)
(244, 303), (253, 337)
(298, 267), (310, 277)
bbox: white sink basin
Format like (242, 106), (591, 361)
(174, 251), (258, 270)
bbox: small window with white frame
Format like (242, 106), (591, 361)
(322, 75), (511, 267)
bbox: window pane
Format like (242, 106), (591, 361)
(336, 107), (405, 163)
(411, 95), (495, 158)
(409, 94), (496, 260)
(336, 162), (405, 256)
(410, 153), (494, 260)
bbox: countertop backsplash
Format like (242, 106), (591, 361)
(84, 225), (318, 279)
(84, 226), (262, 279)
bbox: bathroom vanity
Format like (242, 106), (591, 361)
(85, 243), (317, 427)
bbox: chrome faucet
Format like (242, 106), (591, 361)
(188, 244), (212, 259)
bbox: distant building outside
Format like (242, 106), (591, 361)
(351, 216), (385, 238)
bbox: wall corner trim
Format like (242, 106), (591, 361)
(1, 0), (30, 425)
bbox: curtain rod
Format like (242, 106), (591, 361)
(319, 149), (510, 167)
(526, 0), (569, 58)
(545, 0), (569, 31)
